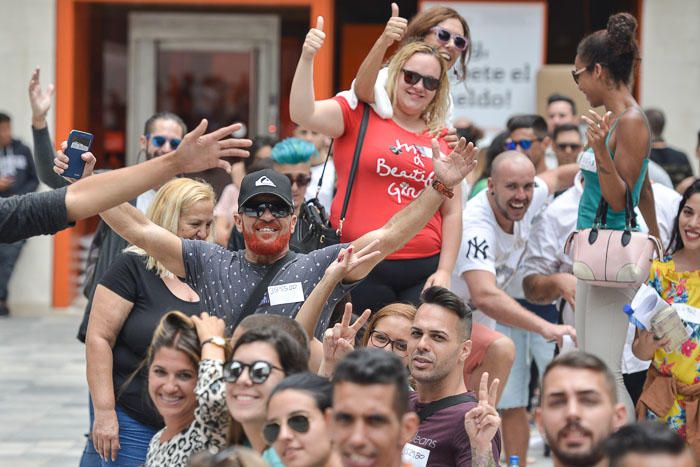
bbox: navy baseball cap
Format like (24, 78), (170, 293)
(238, 169), (294, 209)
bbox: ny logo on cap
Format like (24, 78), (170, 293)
(255, 176), (276, 187)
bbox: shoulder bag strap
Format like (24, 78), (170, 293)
(235, 251), (298, 328)
(418, 393), (477, 423)
(314, 139), (334, 199)
(337, 103), (371, 236)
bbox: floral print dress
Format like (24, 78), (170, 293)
(646, 257), (700, 438)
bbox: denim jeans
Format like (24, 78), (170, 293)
(79, 398), (157, 467)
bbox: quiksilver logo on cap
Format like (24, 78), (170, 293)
(255, 176), (276, 187)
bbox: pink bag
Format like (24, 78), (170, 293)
(565, 188), (662, 288)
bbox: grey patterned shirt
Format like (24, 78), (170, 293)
(182, 240), (356, 338)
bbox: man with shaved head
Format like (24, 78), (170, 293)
(451, 150), (578, 461)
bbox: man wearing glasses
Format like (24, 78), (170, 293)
(504, 114), (551, 174)
(552, 123), (583, 167)
(100, 138), (478, 339)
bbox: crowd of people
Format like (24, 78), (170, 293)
(2, 3), (700, 467)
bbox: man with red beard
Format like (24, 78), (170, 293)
(535, 352), (627, 467)
(100, 137), (478, 338)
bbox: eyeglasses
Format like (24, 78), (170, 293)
(262, 414), (311, 444)
(240, 201), (292, 219)
(571, 66), (589, 84)
(147, 134), (182, 150)
(285, 174), (312, 187)
(556, 143), (582, 151)
(401, 69), (440, 92)
(505, 139), (540, 151)
(430, 26), (469, 51)
(223, 360), (284, 384)
(369, 330), (409, 356)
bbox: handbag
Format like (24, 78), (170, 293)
(565, 186), (662, 288)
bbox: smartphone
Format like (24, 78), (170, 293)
(64, 130), (94, 179)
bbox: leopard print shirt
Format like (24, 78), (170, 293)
(145, 359), (229, 467)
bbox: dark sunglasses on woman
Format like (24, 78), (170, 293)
(262, 414), (311, 444)
(239, 201), (293, 219)
(223, 360), (283, 384)
(430, 26), (469, 51)
(285, 174), (312, 187)
(147, 134), (182, 150)
(401, 69), (440, 92)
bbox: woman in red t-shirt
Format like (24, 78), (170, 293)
(290, 19), (462, 312)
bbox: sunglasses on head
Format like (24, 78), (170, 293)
(557, 143), (582, 151)
(240, 201), (292, 219)
(262, 414), (311, 444)
(431, 26), (469, 51)
(285, 174), (312, 187)
(401, 69), (440, 92)
(148, 134), (182, 150)
(223, 360), (283, 384)
(505, 139), (538, 151)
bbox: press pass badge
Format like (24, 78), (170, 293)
(267, 282), (305, 306)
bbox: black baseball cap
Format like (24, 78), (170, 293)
(238, 169), (294, 209)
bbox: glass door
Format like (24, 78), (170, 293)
(127, 12), (280, 193)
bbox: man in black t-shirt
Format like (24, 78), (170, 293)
(645, 108), (693, 188)
(406, 286), (500, 466)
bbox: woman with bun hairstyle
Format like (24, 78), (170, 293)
(573, 12), (659, 416)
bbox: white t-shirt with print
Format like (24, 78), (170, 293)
(451, 177), (550, 329)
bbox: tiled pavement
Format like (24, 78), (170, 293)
(0, 310), (88, 467)
(0, 309), (554, 466)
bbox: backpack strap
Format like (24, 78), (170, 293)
(417, 393), (477, 422)
(235, 251), (298, 328)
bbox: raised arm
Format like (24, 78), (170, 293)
(353, 3), (407, 105)
(345, 138), (478, 283)
(64, 120), (250, 221)
(100, 203), (185, 278)
(289, 16), (345, 137)
(582, 110), (650, 211)
(29, 67), (68, 189)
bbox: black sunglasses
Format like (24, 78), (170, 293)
(240, 201), (292, 219)
(557, 143), (582, 151)
(223, 360), (283, 384)
(262, 414), (311, 444)
(430, 26), (469, 51)
(401, 69), (440, 92)
(369, 330), (409, 356)
(147, 134), (182, 150)
(285, 174), (312, 187)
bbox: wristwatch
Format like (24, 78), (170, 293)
(431, 179), (454, 199)
(201, 336), (226, 349)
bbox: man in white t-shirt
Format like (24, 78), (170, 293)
(451, 151), (577, 462)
